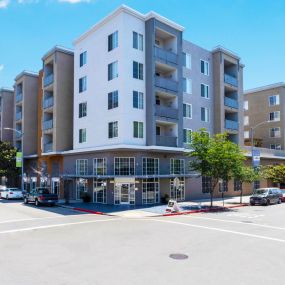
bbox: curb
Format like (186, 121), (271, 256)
(57, 204), (112, 216)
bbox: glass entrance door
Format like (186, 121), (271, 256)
(120, 183), (130, 204)
(114, 183), (136, 205)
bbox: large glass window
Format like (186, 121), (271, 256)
(79, 102), (87, 118)
(270, 127), (281, 138)
(170, 159), (185, 175)
(170, 177), (185, 201)
(269, 111), (280, 121)
(201, 84), (209, 98)
(201, 107), (210, 122)
(76, 159), (88, 176)
(114, 157), (135, 176)
(93, 179), (107, 204)
(133, 121), (143, 138)
(133, 91), (144, 109)
(79, 76), (87, 93)
(108, 31), (118, 51)
(183, 103), (192, 118)
(93, 158), (107, 176)
(183, 78), (192, 94)
(270, 144), (282, 150)
(182, 52), (191, 69)
(234, 180), (242, 192)
(269, 95), (279, 106)
(79, 51), (87, 67)
(108, 121), (118, 138)
(183, 129), (192, 143)
(108, 61), (118, 81)
(142, 158), (159, 175)
(142, 178), (159, 204)
(108, 90), (118, 109)
(133, 61), (143, 80)
(201, 60), (209, 75)
(79, 128), (86, 143)
(202, 176), (211, 193)
(133, 31), (143, 51)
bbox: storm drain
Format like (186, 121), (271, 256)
(169, 253), (189, 260)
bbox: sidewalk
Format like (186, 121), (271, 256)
(58, 195), (250, 218)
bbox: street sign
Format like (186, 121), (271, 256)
(16, 152), (22, 168)
(252, 149), (260, 168)
(165, 199), (180, 213)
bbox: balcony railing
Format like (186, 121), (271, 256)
(44, 73), (54, 87)
(224, 97), (238, 109)
(15, 131), (22, 139)
(224, 74), (238, 87)
(225, 119), (239, 130)
(155, 76), (178, 93)
(16, 93), (23, 103)
(154, 46), (178, 65)
(15, 112), (22, 121)
(42, 119), (53, 130)
(43, 97), (54, 109)
(155, 105), (178, 120)
(43, 143), (53, 153)
(156, 135), (177, 147)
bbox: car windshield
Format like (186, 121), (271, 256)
(253, 189), (268, 195)
(38, 189), (50, 194)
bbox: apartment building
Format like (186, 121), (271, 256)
(0, 88), (14, 143)
(244, 82), (285, 150)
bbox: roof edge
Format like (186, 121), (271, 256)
(42, 45), (74, 61)
(244, 82), (285, 95)
(15, 71), (39, 81)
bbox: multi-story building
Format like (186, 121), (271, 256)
(244, 82), (285, 150)
(0, 87), (14, 143)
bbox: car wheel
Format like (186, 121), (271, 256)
(6, 195), (9, 200)
(24, 197), (28, 204)
(278, 198), (282, 204)
(250, 202), (255, 206)
(35, 199), (40, 207)
(266, 199), (270, 206)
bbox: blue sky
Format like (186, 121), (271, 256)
(0, 0), (284, 90)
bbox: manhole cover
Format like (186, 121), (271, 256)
(169, 253), (189, 260)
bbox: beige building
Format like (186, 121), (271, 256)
(14, 71), (39, 155)
(0, 88), (14, 143)
(244, 82), (285, 150)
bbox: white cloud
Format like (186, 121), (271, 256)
(0, 64), (4, 72)
(0, 0), (10, 8)
(58, 0), (92, 3)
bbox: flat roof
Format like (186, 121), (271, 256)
(15, 71), (39, 81)
(0, 87), (14, 93)
(42, 45), (74, 61)
(244, 82), (285, 95)
(212, 45), (241, 61)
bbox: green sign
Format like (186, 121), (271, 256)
(16, 152), (22, 168)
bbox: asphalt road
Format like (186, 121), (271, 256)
(0, 199), (284, 285)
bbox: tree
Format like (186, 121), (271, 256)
(0, 141), (20, 186)
(261, 164), (285, 185)
(188, 129), (246, 207)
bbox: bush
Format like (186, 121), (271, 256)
(80, 192), (92, 203)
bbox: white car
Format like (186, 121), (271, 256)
(1, 188), (23, 200)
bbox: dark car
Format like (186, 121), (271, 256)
(24, 187), (58, 206)
(280, 189), (285, 202)
(250, 188), (282, 206)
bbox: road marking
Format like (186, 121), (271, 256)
(0, 218), (119, 235)
(226, 213), (264, 219)
(148, 219), (285, 243)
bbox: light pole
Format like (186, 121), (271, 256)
(4, 128), (24, 192)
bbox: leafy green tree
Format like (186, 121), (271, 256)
(188, 129), (246, 207)
(261, 164), (285, 185)
(0, 141), (20, 186)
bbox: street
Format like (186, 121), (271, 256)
(0, 200), (284, 285)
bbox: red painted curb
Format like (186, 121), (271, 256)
(73, 207), (110, 216)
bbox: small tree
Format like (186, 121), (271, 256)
(261, 164), (285, 185)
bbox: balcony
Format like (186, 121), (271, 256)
(15, 112), (22, 121)
(43, 119), (53, 130)
(44, 74), (54, 87)
(224, 74), (238, 87)
(156, 135), (177, 147)
(43, 143), (53, 153)
(225, 119), (239, 130)
(43, 97), (54, 109)
(154, 46), (178, 65)
(16, 93), (23, 103)
(224, 97), (238, 109)
(155, 105), (178, 120)
(15, 131), (22, 139)
(155, 76), (178, 93)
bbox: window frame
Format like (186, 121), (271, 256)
(79, 51), (87, 67)
(133, 61), (143, 80)
(79, 128), (87, 143)
(108, 61), (118, 81)
(79, 76), (87, 93)
(201, 83), (209, 99)
(108, 90), (119, 110)
(183, 128), (192, 144)
(133, 91), (144, 109)
(79, 102), (87, 118)
(200, 60), (209, 76)
(183, 103), (192, 119)
(108, 31), (118, 52)
(201, 107), (210, 122)
(133, 31), (143, 51)
(108, 121), (118, 139)
(133, 121), (144, 139)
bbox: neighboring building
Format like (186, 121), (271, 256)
(244, 82), (285, 150)
(0, 88), (14, 143)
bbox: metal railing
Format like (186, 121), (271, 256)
(15, 112), (22, 121)
(15, 131), (22, 138)
(156, 135), (177, 147)
(155, 105), (178, 119)
(154, 46), (178, 65)
(225, 119), (239, 130)
(224, 97), (238, 109)
(224, 74), (238, 87)
(155, 76), (178, 92)
(43, 97), (54, 109)
(42, 119), (53, 130)
(16, 93), (23, 103)
(44, 73), (54, 87)
(43, 143), (53, 153)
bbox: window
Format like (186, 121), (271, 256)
(79, 128), (86, 143)
(244, 100), (249, 111)
(76, 159), (88, 176)
(201, 107), (210, 122)
(170, 159), (185, 175)
(133, 31), (143, 51)
(183, 78), (192, 94)
(133, 121), (143, 138)
(270, 144), (282, 150)
(156, 126), (161, 136)
(79, 51), (87, 67)
(201, 60), (209, 75)
(93, 179), (107, 204)
(269, 95), (279, 106)
(201, 84), (209, 98)
(234, 180), (242, 192)
(183, 129), (192, 143)
(244, 116), (249, 125)
(114, 157), (135, 176)
(79, 76), (87, 93)
(108, 121), (118, 138)
(93, 158), (107, 176)
(108, 61), (118, 81)
(253, 181), (260, 190)
(183, 103), (192, 118)
(183, 52), (191, 69)
(79, 102), (87, 118)
(244, 131), (249, 139)
(170, 177), (185, 201)
(108, 90), (118, 109)
(142, 178), (159, 204)
(133, 61), (143, 80)
(202, 176), (212, 193)
(108, 31), (118, 51)
(269, 111), (280, 121)
(219, 181), (228, 192)
(133, 91), (144, 109)
(142, 158), (159, 175)
(270, 127), (281, 138)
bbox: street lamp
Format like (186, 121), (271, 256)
(4, 127), (24, 192)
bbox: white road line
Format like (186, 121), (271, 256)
(0, 218), (119, 235)
(188, 216), (285, 231)
(148, 219), (285, 243)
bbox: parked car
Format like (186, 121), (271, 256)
(250, 188), (282, 206)
(24, 187), (58, 206)
(0, 188), (23, 200)
(0, 185), (7, 197)
(280, 189), (285, 202)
